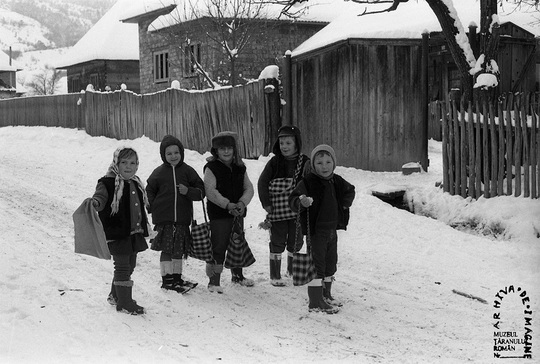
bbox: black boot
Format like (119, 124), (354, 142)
(286, 253), (293, 277)
(308, 285), (339, 314)
(323, 279), (343, 307)
(270, 254), (286, 287)
(231, 268), (254, 287)
(207, 263), (224, 293)
(172, 273), (198, 292)
(107, 281), (117, 305)
(115, 280), (145, 315)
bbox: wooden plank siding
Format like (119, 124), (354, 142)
(291, 39), (427, 171)
(0, 80), (277, 159)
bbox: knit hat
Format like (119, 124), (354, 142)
(272, 125), (302, 156)
(159, 135), (184, 165)
(310, 144), (337, 174)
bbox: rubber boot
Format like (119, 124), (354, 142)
(207, 263), (224, 293)
(161, 274), (177, 291)
(173, 273), (198, 291)
(115, 280), (145, 315)
(323, 277), (343, 307)
(307, 283), (339, 314)
(270, 253), (286, 287)
(231, 268), (254, 287)
(107, 281), (117, 305)
(286, 252), (294, 277)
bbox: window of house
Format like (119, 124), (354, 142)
(70, 77), (81, 93)
(184, 44), (201, 76)
(89, 73), (99, 90)
(154, 51), (169, 82)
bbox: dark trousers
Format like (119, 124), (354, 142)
(269, 219), (303, 254)
(209, 217), (241, 265)
(112, 253), (137, 282)
(310, 229), (338, 279)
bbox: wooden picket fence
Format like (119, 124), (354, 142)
(0, 80), (280, 158)
(440, 93), (539, 199)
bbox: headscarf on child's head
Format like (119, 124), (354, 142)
(310, 144), (337, 179)
(160, 135), (185, 165)
(106, 146), (149, 215)
(208, 131), (244, 166)
(272, 125), (302, 158)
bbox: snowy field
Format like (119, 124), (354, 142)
(0, 126), (538, 364)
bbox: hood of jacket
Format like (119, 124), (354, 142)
(160, 135), (185, 166)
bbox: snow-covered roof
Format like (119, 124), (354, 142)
(120, 0), (362, 32)
(292, 0), (540, 57)
(0, 50), (19, 72)
(56, 0), (139, 69)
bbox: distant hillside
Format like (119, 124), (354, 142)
(0, 0), (116, 55)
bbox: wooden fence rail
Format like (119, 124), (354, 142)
(0, 80), (279, 158)
(439, 94), (539, 199)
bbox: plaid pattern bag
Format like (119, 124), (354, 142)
(189, 199), (213, 262)
(267, 156), (306, 222)
(224, 217), (256, 269)
(292, 208), (317, 286)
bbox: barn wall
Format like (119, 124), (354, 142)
(292, 39), (426, 172)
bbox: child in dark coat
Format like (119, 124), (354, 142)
(289, 144), (355, 314)
(92, 147), (149, 315)
(203, 131), (255, 293)
(257, 125), (310, 286)
(146, 135), (205, 293)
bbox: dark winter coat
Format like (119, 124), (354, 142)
(97, 177), (149, 240)
(289, 173), (355, 235)
(146, 135), (205, 226)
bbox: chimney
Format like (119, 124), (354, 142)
(9, 46), (12, 66)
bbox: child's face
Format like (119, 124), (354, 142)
(279, 136), (297, 157)
(313, 153), (334, 178)
(118, 155), (138, 179)
(217, 146), (234, 164)
(165, 145), (182, 166)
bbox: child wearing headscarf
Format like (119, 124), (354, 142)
(203, 131), (254, 293)
(289, 144), (355, 314)
(92, 147), (149, 315)
(146, 135), (205, 293)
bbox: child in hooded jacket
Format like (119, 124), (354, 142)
(203, 131), (254, 293)
(146, 135), (205, 293)
(289, 144), (355, 314)
(92, 147), (149, 315)
(257, 125), (310, 286)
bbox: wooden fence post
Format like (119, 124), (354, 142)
(282, 51), (292, 127)
(263, 78), (282, 155)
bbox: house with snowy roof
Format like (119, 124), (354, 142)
(0, 49), (22, 99)
(285, 0), (538, 172)
(56, 0), (140, 93)
(120, 0), (359, 93)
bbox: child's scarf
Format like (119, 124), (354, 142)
(106, 147), (149, 215)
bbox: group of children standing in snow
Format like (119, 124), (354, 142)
(90, 126), (355, 315)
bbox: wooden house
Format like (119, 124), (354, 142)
(56, 0), (140, 93)
(0, 50), (21, 99)
(286, 1), (539, 172)
(429, 22), (537, 103)
(120, 0), (357, 93)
